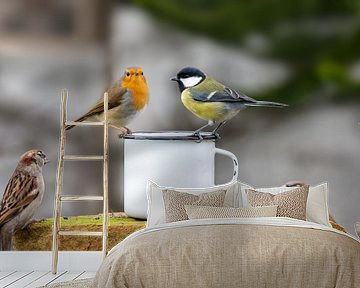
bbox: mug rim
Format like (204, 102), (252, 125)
(121, 130), (219, 141)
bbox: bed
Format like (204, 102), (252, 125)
(92, 181), (360, 288)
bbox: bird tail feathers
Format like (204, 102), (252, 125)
(0, 224), (13, 250)
(65, 115), (87, 130)
(245, 101), (288, 108)
(65, 124), (75, 130)
(0, 226), (3, 251)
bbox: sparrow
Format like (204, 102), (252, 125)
(66, 67), (150, 135)
(0, 150), (49, 250)
(171, 67), (288, 137)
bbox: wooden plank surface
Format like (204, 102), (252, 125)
(0, 271), (32, 287)
(24, 271), (67, 288)
(6, 271), (49, 288)
(0, 271), (16, 281)
(49, 271), (84, 284)
(0, 270), (96, 287)
(0, 251), (102, 271)
(75, 271), (96, 280)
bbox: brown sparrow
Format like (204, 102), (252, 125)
(0, 149), (49, 250)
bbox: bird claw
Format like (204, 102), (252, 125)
(117, 127), (132, 137)
(212, 132), (221, 141)
(191, 131), (204, 143)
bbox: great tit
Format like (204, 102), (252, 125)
(171, 67), (288, 137)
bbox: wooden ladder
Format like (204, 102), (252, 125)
(52, 89), (109, 274)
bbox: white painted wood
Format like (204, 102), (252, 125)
(0, 271), (32, 287)
(57, 252), (102, 272)
(75, 271), (96, 280)
(0, 270), (96, 287)
(24, 271), (66, 287)
(0, 252), (102, 271)
(6, 271), (48, 287)
(0, 271), (16, 280)
(48, 271), (84, 284)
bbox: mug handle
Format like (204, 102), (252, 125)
(214, 148), (239, 182)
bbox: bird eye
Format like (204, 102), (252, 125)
(141, 72), (144, 75)
(136, 72), (139, 76)
(126, 72), (130, 76)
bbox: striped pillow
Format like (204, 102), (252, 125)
(185, 205), (278, 219)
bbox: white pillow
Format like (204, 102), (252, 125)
(239, 181), (330, 226)
(146, 180), (240, 227)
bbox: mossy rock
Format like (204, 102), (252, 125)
(13, 213), (146, 251)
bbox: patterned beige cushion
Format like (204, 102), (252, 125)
(146, 180), (239, 228)
(184, 205), (278, 219)
(162, 189), (226, 223)
(246, 185), (309, 220)
(238, 182), (330, 226)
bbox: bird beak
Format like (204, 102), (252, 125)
(170, 76), (179, 82)
(44, 158), (50, 165)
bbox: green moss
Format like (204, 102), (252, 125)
(13, 213), (146, 251)
(37, 215), (143, 227)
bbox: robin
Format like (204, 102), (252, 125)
(66, 67), (149, 135)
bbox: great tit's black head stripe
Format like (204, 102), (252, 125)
(175, 67), (206, 88)
(176, 67), (206, 80)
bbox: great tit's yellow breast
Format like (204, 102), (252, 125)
(181, 90), (224, 122)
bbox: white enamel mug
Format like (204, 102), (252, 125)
(123, 131), (239, 219)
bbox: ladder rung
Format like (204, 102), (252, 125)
(63, 155), (104, 161)
(60, 195), (104, 201)
(58, 231), (103, 237)
(65, 121), (104, 126)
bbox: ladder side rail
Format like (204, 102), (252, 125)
(52, 89), (68, 274)
(102, 92), (109, 259)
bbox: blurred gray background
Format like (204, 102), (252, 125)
(0, 0), (359, 236)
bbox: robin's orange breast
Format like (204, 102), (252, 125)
(123, 78), (149, 111)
